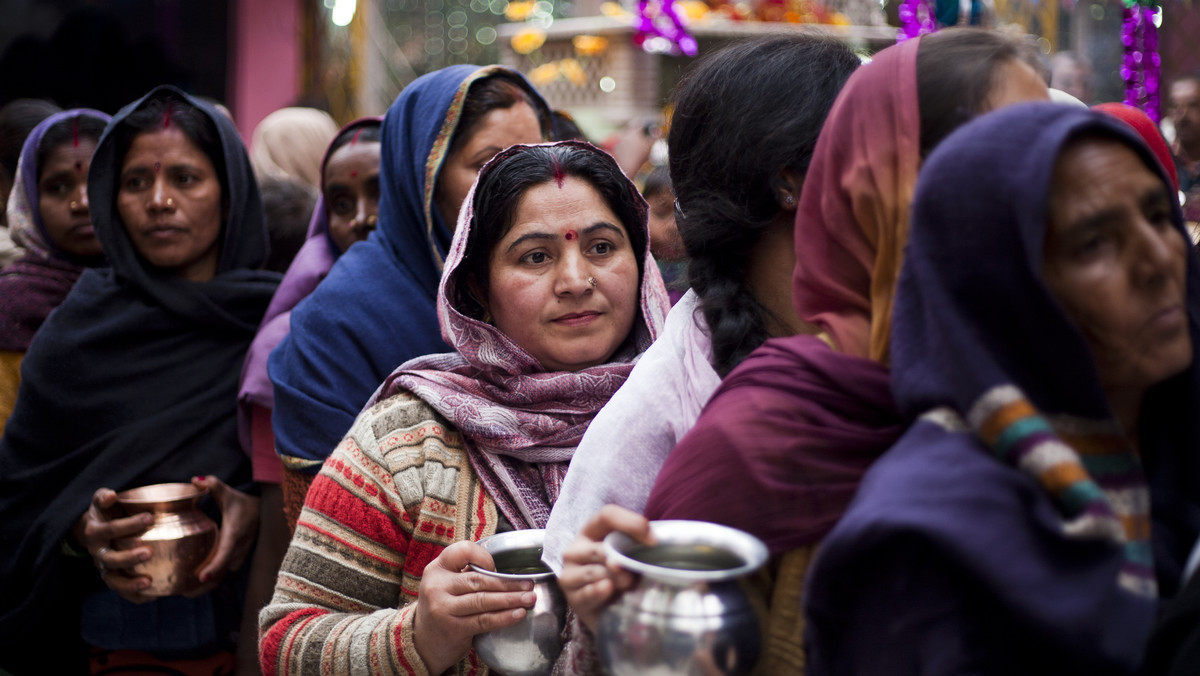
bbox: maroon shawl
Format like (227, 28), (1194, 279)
(643, 41), (923, 553)
(644, 336), (903, 552)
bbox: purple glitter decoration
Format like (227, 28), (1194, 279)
(633, 0), (697, 57)
(898, 0), (937, 42)
(1122, 2), (1162, 123)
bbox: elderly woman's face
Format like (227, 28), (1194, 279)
(486, 176), (640, 372)
(117, 126), (223, 281)
(1044, 137), (1192, 399)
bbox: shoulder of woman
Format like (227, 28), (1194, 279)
(347, 391), (466, 460)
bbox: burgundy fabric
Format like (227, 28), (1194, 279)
(0, 256), (82, 351)
(644, 334), (904, 554)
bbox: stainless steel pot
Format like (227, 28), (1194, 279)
(469, 529), (567, 676)
(597, 520), (769, 676)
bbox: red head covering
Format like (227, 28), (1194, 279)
(792, 38), (921, 363)
(1092, 102), (1179, 190)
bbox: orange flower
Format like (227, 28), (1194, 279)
(505, 0), (535, 20)
(600, 1), (630, 17)
(677, 0), (709, 20)
(528, 62), (562, 86)
(573, 35), (609, 56)
(511, 28), (547, 54)
(559, 58), (587, 86)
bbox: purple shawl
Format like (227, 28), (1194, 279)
(0, 109), (110, 352)
(236, 117), (382, 453)
(805, 103), (1200, 674)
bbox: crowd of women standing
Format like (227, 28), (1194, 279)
(1, 25), (1199, 676)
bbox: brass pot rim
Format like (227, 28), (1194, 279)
(115, 482), (207, 505)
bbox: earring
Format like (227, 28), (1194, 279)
(587, 276), (598, 287)
(783, 194), (795, 207)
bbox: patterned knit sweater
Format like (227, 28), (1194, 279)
(259, 391), (499, 676)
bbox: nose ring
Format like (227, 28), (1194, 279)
(587, 276), (597, 287)
(165, 197), (175, 208)
(69, 200), (79, 210)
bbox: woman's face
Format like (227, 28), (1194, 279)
(645, 188), (684, 261)
(434, 102), (543, 230)
(39, 138), (102, 259)
(324, 139), (382, 253)
(117, 126), (223, 282)
(1044, 137), (1192, 401)
(486, 176), (640, 372)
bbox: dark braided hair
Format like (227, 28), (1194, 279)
(667, 35), (859, 376)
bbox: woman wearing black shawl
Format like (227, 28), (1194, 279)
(0, 86), (279, 674)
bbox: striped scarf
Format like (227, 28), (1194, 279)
(967, 384), (1155, 598)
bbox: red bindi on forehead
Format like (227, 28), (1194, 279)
(154, 162), (161, 172)
(565, 230), (577, 241)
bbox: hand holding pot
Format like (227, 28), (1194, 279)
(413, 540), (537, 675)
(73, 487), (156, 604)
(559, 504), (654, 633)
(186, 475), (259, 597)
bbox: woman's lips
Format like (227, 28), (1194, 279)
(69, 223), (95, 237)
(553, 311), (601, 327)
(1147, 304), (1186, 334)
(144, 225), (187, 239)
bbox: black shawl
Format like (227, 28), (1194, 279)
(0, 85), (280, 672)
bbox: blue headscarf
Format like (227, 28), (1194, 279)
(269, 65), (550, 471)
(806, 103), (1200, 674)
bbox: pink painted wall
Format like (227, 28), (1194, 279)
(229, 0), (302, 141)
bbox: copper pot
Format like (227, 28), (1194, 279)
(114, 482), (218, 597)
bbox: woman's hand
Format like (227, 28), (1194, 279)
(413, 540), (537, 675)
(185, 475), (260, 598)
(73, 487), (156, 604)
(559, 505), (654, 633)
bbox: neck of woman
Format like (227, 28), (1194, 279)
(745, 217), (820, 340)
(1104, 385), (1144, 453)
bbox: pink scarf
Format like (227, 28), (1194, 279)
(792, 38), (921, 363)
(370, 141), (670, 529)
